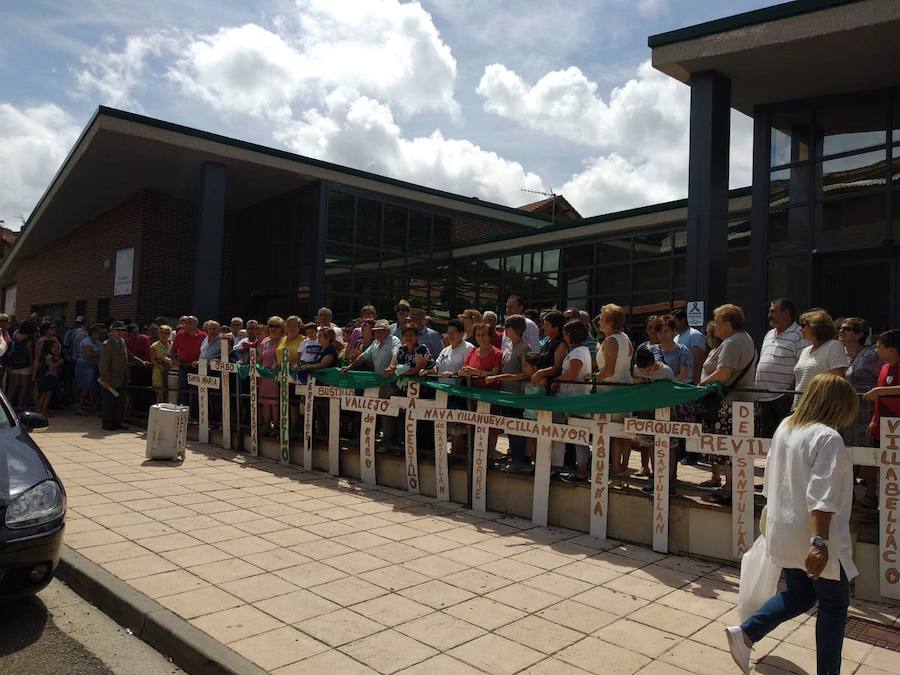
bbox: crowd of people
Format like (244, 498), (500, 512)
(6, 297), (895, 671)
(5, 296), (898, 499)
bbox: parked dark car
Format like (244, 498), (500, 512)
(0, 400), (65, 599)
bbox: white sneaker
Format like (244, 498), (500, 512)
(724, 625), (751, 674)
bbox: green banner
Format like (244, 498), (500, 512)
(305, 367), (720, 414)
(312, 368), (396, 390)
(423, 379), (719, 414)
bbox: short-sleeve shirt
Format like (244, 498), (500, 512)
(434, 341), (475, 376)
(150, 340), (170, 388)
(172, 330), (207, 364)
(755, 323), (809, 401)
(463, 346), (502, 388)
(633, 362), (674, 382)
(658, 342), (693, 382)
(872, 362), (900, 436)
(361, 336), (401, 373)
(299, 338), (321, 364)
(77, 336), (100, 363)
(717, 331), (757, 401)
(397, 344), (434, 371)
(844, 345), (882, 393)
(500, 340), (529, 394)
(675, 326), (706, 353)
(315, 345), (338, 367)
(276, 336), (303, 366)
(558, 345), (591, 397)
(793, 340), (849, 407)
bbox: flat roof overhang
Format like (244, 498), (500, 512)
(650, 0), (900, 116)
(0, 107), (549, 287)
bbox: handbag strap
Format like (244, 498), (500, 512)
(722, 351), (755, 396)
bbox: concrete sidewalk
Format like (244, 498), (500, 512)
(43, 415), (899, 674)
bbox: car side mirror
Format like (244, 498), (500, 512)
(19, 411), (49, 432)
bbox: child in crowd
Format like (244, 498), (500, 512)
(516, 352), (545, 469)
(633, 345), (674, 382)
(865, 328), (900, 442)
(631, 346), (679, 494)
(630, 346), (674, 481)
(297, 322), (321, 383)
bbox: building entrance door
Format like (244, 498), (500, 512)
(818, 252), (897, 336)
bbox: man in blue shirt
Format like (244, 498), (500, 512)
(408, 308), (443, 361)
(342, 320), (402, 446)
(673, 309), (706, 384)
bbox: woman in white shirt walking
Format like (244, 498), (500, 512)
(793, 309), (849, 408)
(725, 373), (859, 675)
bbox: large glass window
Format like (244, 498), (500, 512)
(771, 110), (811, 167)
(817, 149), (887, 197)
(383, 204), (407, 252)
(768, 205), (810, 253)
(356, 198), (381, 262)
(816, 104), (887, 157)
(818, 194), (886, 249)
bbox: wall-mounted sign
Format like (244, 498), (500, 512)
(114, 247), (134, 296)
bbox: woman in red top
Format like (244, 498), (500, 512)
(460, 322), (502, 387)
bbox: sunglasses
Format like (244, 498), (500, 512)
(838, 325), (856, 333)
(267, 324), (281, 329)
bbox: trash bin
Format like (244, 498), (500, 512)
(146, 403), (189, 460)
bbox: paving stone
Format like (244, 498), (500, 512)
(394, 611), (485, 651)
(497, 615), (583, 654)
(340, 629), (437, 674)
(444, 597), (526, 631)
(558, 637), (651, 674)
(449, 633), (544, 675)
(295, 608), (385, 647)
(192, 605), (284, 644)
(230, 626), (328, 671)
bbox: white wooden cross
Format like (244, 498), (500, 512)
(389, 380), (441, 495)
(208, 337), (237, 450)
(879, 417), (900, 600)
(565, 413), (631, 540)
(339, 387), (399, 484)
(187, 360), (220, 444)
(246, 347), (260, 456)
(623, 401), (770, 557)
(417, 403), (598, 519)
(277, 348), (291, 465)
(310, 381), (356, 475)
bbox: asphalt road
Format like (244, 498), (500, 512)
(0, 579), (183, 675)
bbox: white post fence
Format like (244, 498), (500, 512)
(189, 370), (900, 602)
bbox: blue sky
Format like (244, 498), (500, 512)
(0, 0), (778, 228)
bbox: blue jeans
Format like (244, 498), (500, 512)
(741, 567), (850, 675)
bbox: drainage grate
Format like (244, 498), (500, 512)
(845, 616), (900, 652)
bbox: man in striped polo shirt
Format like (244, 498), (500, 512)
(755, 298), (809, 437)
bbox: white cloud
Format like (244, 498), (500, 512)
(167, 0), (459, 121)
(74, 32), (178, 109)
(0, 103), (81, 228)
(276, 94), (544, 205)
(478, 59), (753, 215)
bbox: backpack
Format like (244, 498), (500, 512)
(9, 337), (32, 369)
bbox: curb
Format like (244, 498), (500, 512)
(56, 545), (267, 675)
